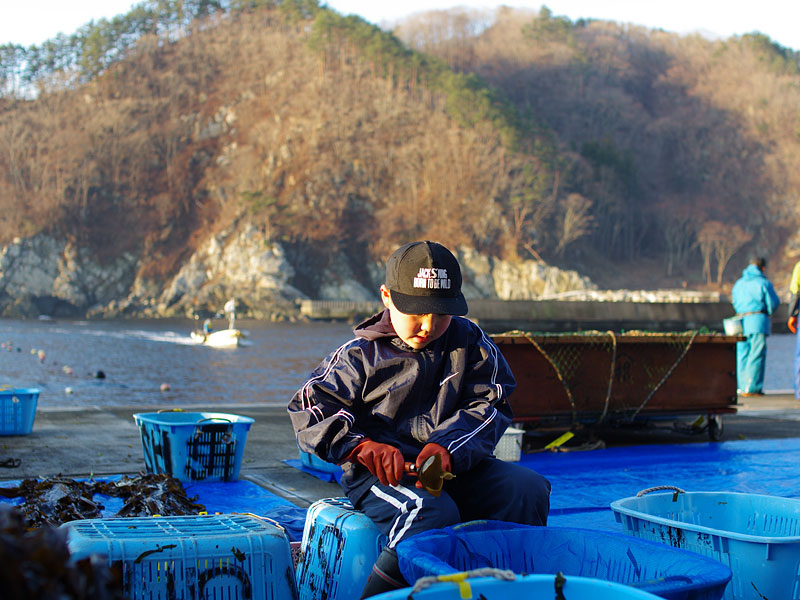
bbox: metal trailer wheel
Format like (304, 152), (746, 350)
(708, 414), (723, 441)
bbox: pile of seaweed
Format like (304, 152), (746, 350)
(0, 503), (129, 599)
(0, 473), (206, 527)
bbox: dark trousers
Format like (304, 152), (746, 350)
(352, 456), (550, 597)
(349, 456), (551, 550)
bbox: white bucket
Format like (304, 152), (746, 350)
(723, 316), (743, 335)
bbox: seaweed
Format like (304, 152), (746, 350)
(0, 503), (129, 599)
(0, 473), (206, 528)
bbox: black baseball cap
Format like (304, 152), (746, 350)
(385, 241), (468, 316)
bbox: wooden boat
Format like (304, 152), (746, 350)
(492, 330), (739, 438)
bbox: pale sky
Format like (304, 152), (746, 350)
(2, 1), (799, 51)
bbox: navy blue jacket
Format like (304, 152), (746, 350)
(287, 310), (516, 500)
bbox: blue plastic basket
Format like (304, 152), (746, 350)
(612, 490), (800, 600)
(372, 573), (663, 600)
(299, 449), (343, 474)
(0, 388), (39, 436)
(133, 412), (254, 482)
(296, 497), (387, 600)
(62, 513), (296, 600)
(396, 520), (731, 600)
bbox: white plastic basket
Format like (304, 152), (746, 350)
(494, 427), (524, 462)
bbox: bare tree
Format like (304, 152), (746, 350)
(697, 221), (752, 285)
(713, 224), (752, 284)
(555, 193), (593, 256)
(697, 221), (724, 284)
(658, 203), (697, 276)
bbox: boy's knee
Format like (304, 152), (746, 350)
(506, 468), (551, 526)
(506, 466), (550, 497)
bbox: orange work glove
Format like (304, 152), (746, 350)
(414, 443), (452, 490)
(351, 440), (404, 486)
(789, 316), (798, 334)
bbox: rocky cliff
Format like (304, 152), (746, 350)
(0, 224), (599, 320)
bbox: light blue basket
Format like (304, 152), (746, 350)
(373, 573), (663, 599)
(396, 520), (730, 600)
(63, 513), (295, 599)
(612, 489), (800, 600)
(133, 412), (254, 482)
(0, 388), (39, 435)
(296, 497), (387, 600)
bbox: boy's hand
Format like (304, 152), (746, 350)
(353, 440), (404, 486)
(415, 443), (452, 487)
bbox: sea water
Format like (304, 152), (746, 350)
(0, 318), (796, 408)
(0, 318), (354, 408)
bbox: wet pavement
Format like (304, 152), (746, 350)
(1, 393), (798, 508)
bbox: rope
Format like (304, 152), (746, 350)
(636, 485), (685, 497)
(517, 332), (578, 426)
(596, 331), (617, 425)
(627, 330), (700, 422)
(517, 331), (619, 428)
(409, 568), (516, 595)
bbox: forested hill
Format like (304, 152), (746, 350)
(1, 1), (799, 294)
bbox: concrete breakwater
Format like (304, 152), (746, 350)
(300, 298), (792, 334)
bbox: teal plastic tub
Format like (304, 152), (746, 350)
(63, 513), (295, 599)
(612, 490), (800, 600)
(372, 573), (663, 599)
(133, 411), (254, 482)
(296, 497), (387, 600)
(0, 388), (39, 435)
(396, 520), (731, 600)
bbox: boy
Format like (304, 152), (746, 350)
(288, 241), (551, 598)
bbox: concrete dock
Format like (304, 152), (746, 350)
(2, 393), (800, 508)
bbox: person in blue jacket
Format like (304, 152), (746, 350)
(731, 257), (780, 396)
(288, 241), (551, 598)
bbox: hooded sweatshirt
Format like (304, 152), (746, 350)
(287, 310), (515, 501)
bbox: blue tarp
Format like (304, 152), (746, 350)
(287, 437), (800, 532)
(6, 438), (800, 543)
(526, 437), (800, 531)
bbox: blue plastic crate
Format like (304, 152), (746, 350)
(612, 490), (800, 600)
(372, 573), (663, 600)
(395, 520), (731, 600)
(299, 450), (342, 474)
(296, 497), (387, 600)
(62, 513), (296, 600)
(133, 412), (254, 482)
(0, 388), (39, 436)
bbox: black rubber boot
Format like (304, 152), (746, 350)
(359, 547), (409, 598)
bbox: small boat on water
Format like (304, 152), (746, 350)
(190, 328), (244, 348)
(191, 298), (245, 348)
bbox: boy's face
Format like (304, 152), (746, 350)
(380, 285), (452, 350)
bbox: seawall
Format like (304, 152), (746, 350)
(300, 299), (791, 334)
